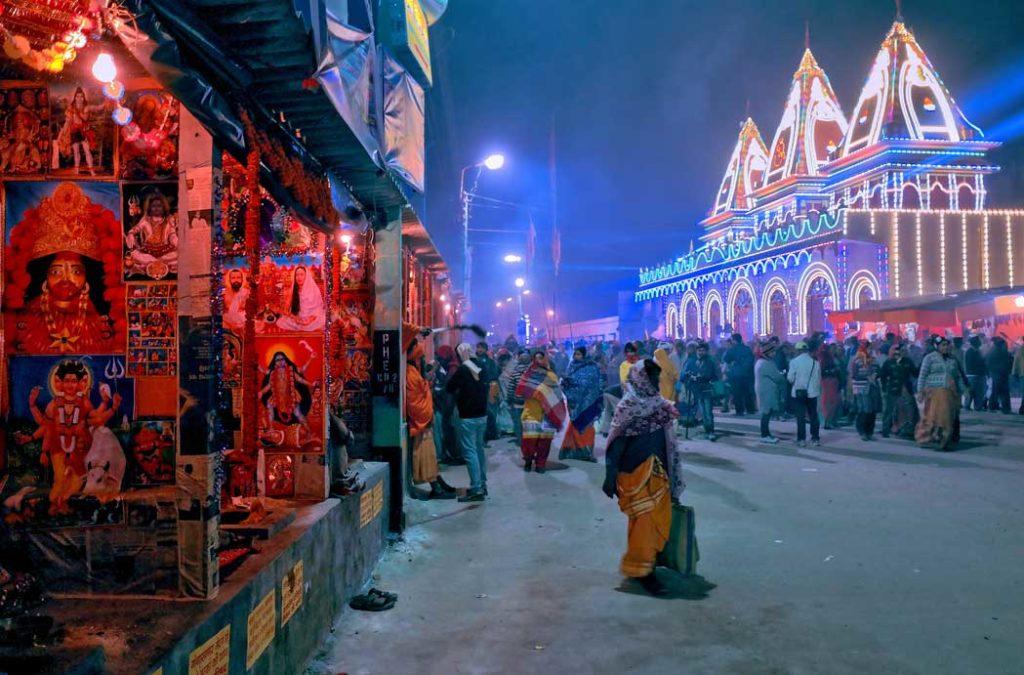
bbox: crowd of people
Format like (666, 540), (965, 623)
(403, 324), (1023, 594)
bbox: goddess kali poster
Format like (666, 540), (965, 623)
(0, 84), (50, 176)
(255, 336), (324, 453)
(3, 182), (126, 355)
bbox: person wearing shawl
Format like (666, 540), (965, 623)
(515, 349), (567, 473)
(404, 324), (457, 500)
(915, 336), (968, 450)
(502, 351), (532, 444)
(602, 359), (683, 597)
(560, 347), (603, 462)
(653, 343), (680, 402)
(849, 340), (882, 441)
(446, 342), (491, 501)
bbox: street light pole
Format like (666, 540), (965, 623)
(460, 164), (480, 313)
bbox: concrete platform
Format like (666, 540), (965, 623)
(0, 461), (389, 675)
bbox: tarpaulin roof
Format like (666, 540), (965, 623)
(124, 0), (415, 217)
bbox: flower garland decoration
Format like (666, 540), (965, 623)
(241, 127), (262, 459)
(239, 110), (339, 227)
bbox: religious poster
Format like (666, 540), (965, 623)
(48, 81), (115, 177)
(264, 453), (295, 498)
(127, 282), (178, 376)
(123, 182), (179, 281)
(118, 89), (179, 181)
(222, 329), (243, 388)
(3, 181), (126, 355)
(253, 255), (326, 334)
(255, 336), (324, 453)
(336, 293), (372, 347)
(0, 83), (50, 176)
(340, 348), (371, 391)
(220, 258), (249, 332)
(127, 419), (176, 486)
(5, 354), (134, 521)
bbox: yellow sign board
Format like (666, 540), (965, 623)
(372, 481), (384, 519)
(246, 590), (276, 669)
(188, 624), (230, 675)
(281, 560), (304, 626)
(359, 488), (374, 528)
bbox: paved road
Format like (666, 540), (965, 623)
(308, 411), (1024, 674)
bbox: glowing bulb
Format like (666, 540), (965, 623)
(340, 234), (352, 244)
(522, 289), (531, 295)
(506, 297), (513, 303)
(547, 309), (555, 317)
(514, 277), (525, 288)
(91, 52), (117, 83)
(496, 301), (503, 308)
(1015, 296), (1024, 309)
(483, 154), (505, 170)
(444, 303), (452, 312)
(440, 294), (447, 302)
(503, 254), (522, 263)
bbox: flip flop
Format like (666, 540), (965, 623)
(368, 587), (397, 602)
(349, 593), (395, 612)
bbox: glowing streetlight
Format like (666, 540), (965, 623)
(522, 289), (531, 295)
(483, 153), (505, 171)
(506, 297), (513, 302)
(495, 301), (503, 308)
(440, 294), (447, 302)
(547, 309), (555, 318)
(514, 277), (525, 289)
(444, 303), (452, 312)
(503, 253), (523, 264)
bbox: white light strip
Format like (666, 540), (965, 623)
(1007, 214), (1014, 287)
(892, 211), (900, 298)
(983, 212), (990, 288)
(870, 211), (876, 235)
(939, 212), (946, 296)
(915, 211), (923, 296)
(961, 213), (969, 290)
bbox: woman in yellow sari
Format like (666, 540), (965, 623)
(602, 359), (683, 596)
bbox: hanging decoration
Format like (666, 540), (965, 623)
(241, 120), (262, 463)
(0, 0), (105, 73)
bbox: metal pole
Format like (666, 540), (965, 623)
(460, 165), (471, 312)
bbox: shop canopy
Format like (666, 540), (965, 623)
(118, 0), (422, 230)
(829, 286), (1024, 331)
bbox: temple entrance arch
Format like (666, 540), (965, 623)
(681, 291), (700, 339)
(704, 290), (724, 341)
(727, 279), (757, 342)
(797, 263), (840, 334)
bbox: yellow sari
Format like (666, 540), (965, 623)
(616, 455), (671, 578)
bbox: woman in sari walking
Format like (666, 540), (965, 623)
(560, 347), (603, 462)
(818, 343), (844, 429)
(602, 359), (684, 596)
(915, 337), (968, 451)
(516, 350), (567, 473)
(849, 341), (882, 441)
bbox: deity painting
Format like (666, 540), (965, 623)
(336, 294), (372, 347)
(123, 182), (178, 281)
(341, 348), (371, 390)
(127, 420), (175, 486)
(0, 84), (49, 175)
(220, 260), (249, 331)
(127, 283), (177, 376)
(222, 329), (242, 388)
(119, 89), (179, 180)
(4, 182), (126, 355)
(256, 337), (324, 453)
(253, 256), (326, 334)
(264, 453), (295, 498)
(218, 157), (277, 254)
(49, 81), (115, 177)
(6, 356), (134, 519)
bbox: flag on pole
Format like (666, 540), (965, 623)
(526, 212), (537, 270)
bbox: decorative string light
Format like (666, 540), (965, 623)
(869, 210), (876, 235)
(983, 212), (990, 288)
(914, 211), (923, 296)
(1006, 214), (1014, 287)
(961, 212), (969, 290)
(938, 212), (946, 296)
(892, 211), (900, 297)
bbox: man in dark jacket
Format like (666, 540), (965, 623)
(475, 341), (501, 441)
(879, 342), (919, 437)
(683, 341), (720, 440)
(722, 333), (756, 415)
(964, 336), (987, 411)
(986, 337), (1013, 413)
(446, 343), (491, 502)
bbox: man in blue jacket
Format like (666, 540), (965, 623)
(683, 340), (720, 440)
(722, 333), (755, 416)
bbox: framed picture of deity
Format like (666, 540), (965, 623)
(254, 336), (325, 454)
(255, 255), (326, 334)
(48, 81), (115, 177)
(118, 88), (179, 181)
(0, 82), (50, 176)
(3, 181), (126, 355)
(122, 182), (178, 281)
(6, 354), (135, 521)
(126, 419), (176, 486)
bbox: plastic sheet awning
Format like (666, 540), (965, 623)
(120, 0), (417, 218)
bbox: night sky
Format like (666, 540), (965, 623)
(425, 0), (1024, 327)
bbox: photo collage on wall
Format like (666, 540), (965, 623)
(216, 154), (331, 498)
(1, 77), (180, 533)
(329, 234), (374, 446)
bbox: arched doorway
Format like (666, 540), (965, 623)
(684, 299), (699, 339)
(665, 303), (679, 339)
(732, 288), (755, 341)
(805, 277), (835, 334)
(768, 289), (788, 337)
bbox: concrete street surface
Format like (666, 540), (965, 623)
(308, 411), (1024, 674)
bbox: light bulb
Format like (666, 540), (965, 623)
(91, 52), (117, 83)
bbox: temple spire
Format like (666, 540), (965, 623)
(805, 20), (810, 50)
(895, 0), (903, 22)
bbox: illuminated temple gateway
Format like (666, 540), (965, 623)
(630, 21), (1024, 342)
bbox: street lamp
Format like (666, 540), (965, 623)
(547, 309), (555, 318)
(522, 289), (531, 295)
(495, 301), (503, 308)
(503, 253), (523, 264)
(461, 153), (506, 310)
(514, 277), (525, 289)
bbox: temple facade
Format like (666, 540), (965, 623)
(631, 21), (1024, 341)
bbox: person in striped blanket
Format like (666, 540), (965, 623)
(515, 349), (567, 473)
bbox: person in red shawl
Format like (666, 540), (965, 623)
(515, 349), (567, 473)
(405, 323), (457, 500)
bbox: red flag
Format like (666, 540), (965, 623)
(551, 225), (561, 276)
